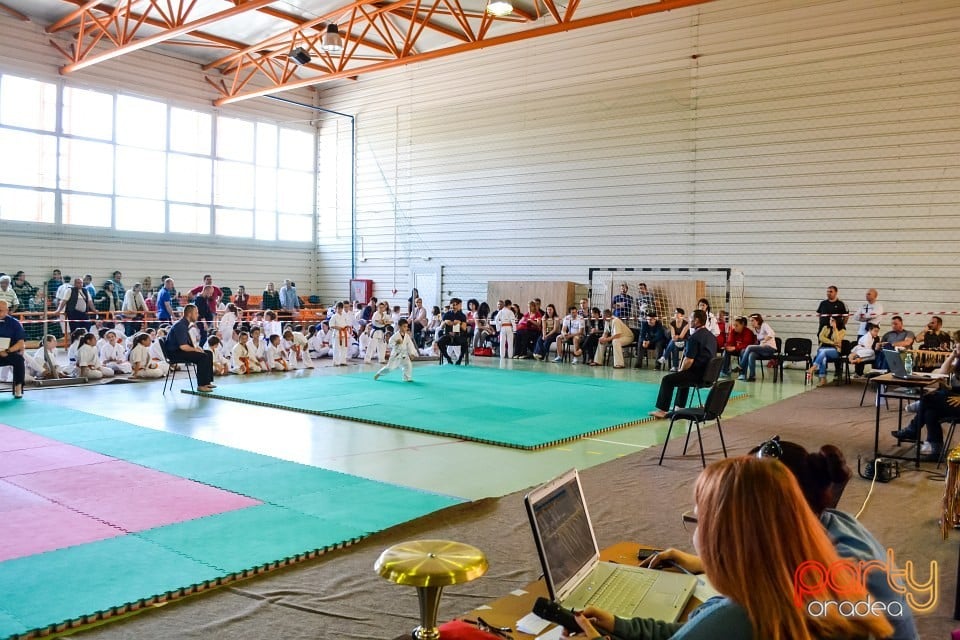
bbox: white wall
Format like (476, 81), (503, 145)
(0, 12), (321, 298)
(315, 0), (960, 336)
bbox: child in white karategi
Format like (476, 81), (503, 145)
(266, 334), (289, 371)
(78, 333), (115, 379)
(148, 328), (168, 362)
(218, 304), (239, 354)
(249, 327), (270, 371)
(849, 323), (880, 365)
(129, 333), (168, 379)
(364, 302), (393, 364)
(308, 322), (332, 359)
(231, 331), (262, 374)
(32, 334), (68, 380)
(100, 330), (133, 375)
(374, 319), (417, 382)
(64, 328), (87, 376)
(261, 311), (282, 348)
(205, 335), (230, 376)
(329, 302), (352, 366)
(283, 329), (313, 369)
(495, 299), (517, 360)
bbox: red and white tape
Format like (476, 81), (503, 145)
(762, 311), (960, 319)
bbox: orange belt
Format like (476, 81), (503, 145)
(337, 327), (351, 346)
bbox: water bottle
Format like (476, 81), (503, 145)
(904, 352), (913, 376)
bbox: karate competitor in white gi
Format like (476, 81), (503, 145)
(374, 319), (417, 382)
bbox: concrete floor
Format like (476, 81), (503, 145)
(21, 357), (813, 500)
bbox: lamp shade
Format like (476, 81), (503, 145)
(290, 47), (311, 65)
(486, 0), (513, 16)
(322, 23), (343, 52)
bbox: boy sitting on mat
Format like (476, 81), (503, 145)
(374, 319), (418, 382)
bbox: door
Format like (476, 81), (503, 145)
(409, 264), (442, 313)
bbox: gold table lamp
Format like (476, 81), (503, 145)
(375, 539), (488, 640)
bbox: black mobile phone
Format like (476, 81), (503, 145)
(637, 547), (663, 561)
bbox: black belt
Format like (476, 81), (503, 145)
(373, 326), (386, 331)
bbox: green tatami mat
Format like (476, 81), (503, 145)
(0, 400), (462, 640)
(186, 367), (739, 449)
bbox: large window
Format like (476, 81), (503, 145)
(0, 72), (316, 241)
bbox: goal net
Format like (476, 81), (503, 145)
(588, 268), (744, 322)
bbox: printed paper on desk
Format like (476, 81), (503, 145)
(693, 574), (721, 602)
(535, 626), (564, 640)
(516, 612), (550, 635)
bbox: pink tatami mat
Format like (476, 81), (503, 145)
(0, 499), (123, 563)
(0, 424), (59, 452)
(0, 444), (113, 477)
(0, 425), (261, 561)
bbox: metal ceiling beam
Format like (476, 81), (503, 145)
(204, 0), (433, 71)
(0, 2), (30, 21)
(212, 0), (720, 106)
(56, 0), (276, 74)
(54, 0), (255, 51)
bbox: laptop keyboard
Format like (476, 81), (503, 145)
(589, 569), (657, 613)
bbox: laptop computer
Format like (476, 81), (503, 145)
(524, 469), (697, 622)
(882, 349), (938, 381)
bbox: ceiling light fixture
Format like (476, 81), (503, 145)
(290, 47), (311, 65)
(485, 0), (513, 16)
(322, 23), (343, 52)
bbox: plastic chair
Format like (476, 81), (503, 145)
(778, 338), (812, 384)
(658, 379), (735, 468)
(159, 337), (196, 394)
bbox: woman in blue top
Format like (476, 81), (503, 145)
(571, 457), (894, 640)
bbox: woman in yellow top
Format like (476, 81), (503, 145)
(808, 316), (846, 386)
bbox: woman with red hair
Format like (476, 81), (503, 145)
(572, 457), (893, 640)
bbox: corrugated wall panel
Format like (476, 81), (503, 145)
(0, 13), (322, 298)
(315, 0), (960, 335)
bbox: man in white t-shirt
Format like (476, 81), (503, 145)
(553, 306), (584, 363)
(851, 288), (883, 339)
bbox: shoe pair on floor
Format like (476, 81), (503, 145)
(890, 428), (940, 460)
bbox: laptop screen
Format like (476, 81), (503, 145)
(525, 470), (599, 599)
(883, 349), (906, 376)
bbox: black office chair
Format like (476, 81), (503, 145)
(159, 337), (196, 394)
(837, 339), (855, 384)
(679, 355), (724, 408)
(755, 337), (783, 382)
(938, 418), (959, 469)
(779, 338), (812, 384)
(659, 379), (735, 468)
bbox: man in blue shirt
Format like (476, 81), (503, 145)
(279, 280), (300, 314)
(611, 283), (634, 320)
(165, 303), (215, 392)
(156, 278), (177, 324)
(0, 300), (27, 398)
